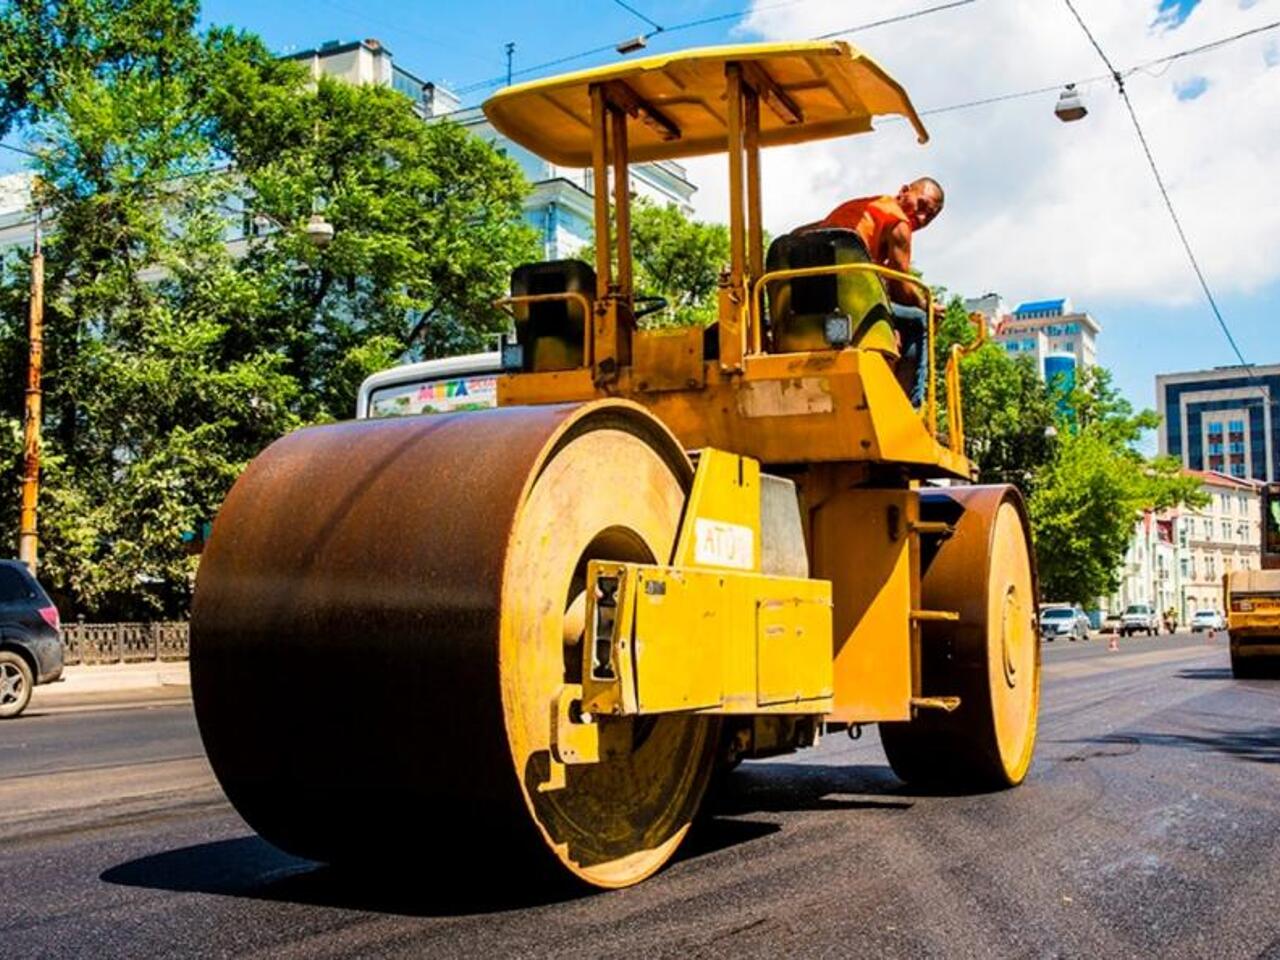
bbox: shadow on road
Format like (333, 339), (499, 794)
(1176, 667), (1235, 681)
(1076, 726), (1280, 765)
(101, 836), (595, 916)
(709, 762), (915, 815)
(101, 762), (916, 914)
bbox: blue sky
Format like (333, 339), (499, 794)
(6, 0), (1275, 430)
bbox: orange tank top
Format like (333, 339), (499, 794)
(818, 195), (911, 263)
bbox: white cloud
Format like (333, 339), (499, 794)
(683, 0), (1280, 307)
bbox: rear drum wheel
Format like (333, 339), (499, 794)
(880, 487), (1040, 790)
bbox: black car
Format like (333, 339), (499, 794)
(0, 560), (63, 719)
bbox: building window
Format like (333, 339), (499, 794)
(1222, 521), (1231, 541)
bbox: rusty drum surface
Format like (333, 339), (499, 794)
(191, 400), (718, 888)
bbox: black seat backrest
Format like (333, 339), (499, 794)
(509, 259), (596, 372)
(766, 228), (871, 314)
(763, 229), (891, 354)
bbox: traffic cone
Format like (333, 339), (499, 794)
(1108, 634), (1119, 652)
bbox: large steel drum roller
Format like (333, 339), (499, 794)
(191, 400), (718, 887)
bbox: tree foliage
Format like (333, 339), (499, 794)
(0, 2), (535, 616)
(932, 296), (1206, 604)
(584, 197), (730, 327)
(932, 295), (1057, 490)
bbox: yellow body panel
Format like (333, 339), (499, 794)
(497, 348), (973, 477)
(632, 326), (706, 392)
(1226, 568), (1280, 638)
(574, 449), (833, 723)
(482, 41), (927, 167)
(673, 449), (760, 570)
(810, 487), (916, 722)
(582, 561), (834, 717)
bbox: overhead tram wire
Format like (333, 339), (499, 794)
(813, 0), (977, 40)
(1061, 0), (1258, 374)
(0, 142), (42, 160)
(610, 0), (664, 34)
(454, 0), (981, 95)
(917, 19), (1278, 117)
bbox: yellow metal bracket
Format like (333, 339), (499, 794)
(910, 696), (961, 713)
(568, 448), (832, 734)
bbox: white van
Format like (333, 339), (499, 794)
(356, 352), (502, 419)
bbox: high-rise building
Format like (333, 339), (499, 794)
(963, 294), (1100, 384)
(1156, 364), (1280, 482)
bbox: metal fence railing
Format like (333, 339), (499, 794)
(62, 621), (189, 665)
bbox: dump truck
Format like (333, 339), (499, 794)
(1225, 481), (1280, 678)
(190, 41), (1040, 890)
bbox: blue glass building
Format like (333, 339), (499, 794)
(1157, 365), (1280, 482)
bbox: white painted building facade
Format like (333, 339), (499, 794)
(1109, 470), (1263, 625)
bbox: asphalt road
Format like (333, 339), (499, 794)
(2, 632), (1277, 959)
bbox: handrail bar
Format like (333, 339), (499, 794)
(750, 262), (937, 433)
(494, 292), (596, 368)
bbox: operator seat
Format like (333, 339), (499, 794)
(764, 229), (927, 404)
(764, 229), (896, 356)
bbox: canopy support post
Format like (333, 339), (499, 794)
(611, 106), (632, 302)
(719, 63), (747, 373)
(589, 84), (612, 300)
(744, 86), (764, 354)
(589, 84), (624, 380)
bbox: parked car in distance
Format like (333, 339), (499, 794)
(1120, 603), (1161, 637)
(1190, 609), (1227, 633)
(0, 560), (63, 719)
(1040, 604), (1090, 642)
(1098, 613), (1123, 635)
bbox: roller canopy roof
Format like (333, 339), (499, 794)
(481, 41), (928, 167)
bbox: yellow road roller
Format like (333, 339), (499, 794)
(1225, 481), (1280, 678)
(191, 41), (1040, 890)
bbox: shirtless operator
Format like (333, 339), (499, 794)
(798, 178), (945, 403)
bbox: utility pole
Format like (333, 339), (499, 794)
(18, 205), (43, 574)
(505, 42), (515, 86)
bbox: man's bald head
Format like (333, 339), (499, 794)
(899, 177), (945, 230)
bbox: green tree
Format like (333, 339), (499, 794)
(932, 294), (1056, 489)
(584, 197), (730, 327)
(1028, 368), (1204, 603)
(0, 0), (206, 138)
(0, 3), (536, 616)
(231, 75), (536, 418)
